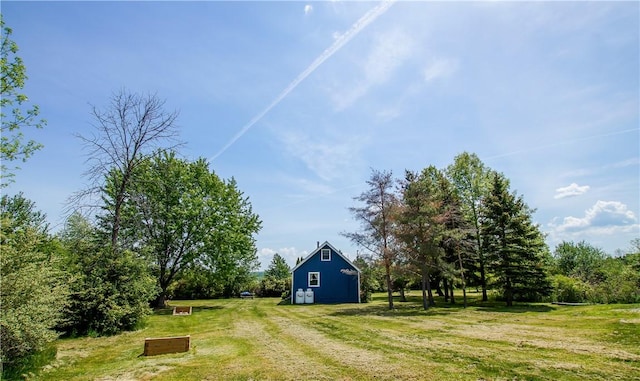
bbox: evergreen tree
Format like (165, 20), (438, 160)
(480, 173), (551, 306)
(436, 171), (473, 308)
(343, 169), (399, 310)
(58, 213), (156, 336)
(264, 253), (290, 280)
(396, 168), (445, 309)
(261, 253), (291, 297)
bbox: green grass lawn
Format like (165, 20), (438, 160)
(37, 292), (640, 380)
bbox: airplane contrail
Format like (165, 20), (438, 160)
(209, 0), (397, 162)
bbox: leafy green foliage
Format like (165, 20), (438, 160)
(589, 256), (640, 304)
(445, 152), (493, 301)
(169, 266), (221, 300)
(396, 167), (448, 309)
(264, 253), (290, 280)
(352, 254), (384, 302)
(0, 17), (45, 186)
(550, 274), (590, 303)
(553, 241), (607, 283)
(550, 240), (640, 304)
(0, 194), (67, 370)
(117, 152), (261, 305)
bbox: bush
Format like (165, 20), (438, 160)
(60, 248), (156, 336)
(551, 274), (590, 303)
(1, 195), (68, 369)
(169, 267), (222, 300)
(589, 265), (640, 304)
(259, 276), (290, 297)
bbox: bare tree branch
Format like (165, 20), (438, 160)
(67, 89), (183, 249)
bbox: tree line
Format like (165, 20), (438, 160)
(344, 160), (639, 310)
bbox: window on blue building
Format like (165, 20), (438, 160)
(308, 272), (320, 287)
(321, 249), (331, 261)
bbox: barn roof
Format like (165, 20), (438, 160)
(291, 241), (361, 273)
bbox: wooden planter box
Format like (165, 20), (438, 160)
(143, 335), (190, 356)
(172, 306), (192, 315)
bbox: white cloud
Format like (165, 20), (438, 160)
(332, 29), (414, 110)
(423, 58), (459, 82)
(259, 247), (309, 270)
(554, 182), (590, 199)
(278, 130), (367, 181)
(550, 200), (638, 233)
(546, 201), (640, 252)
(304, 4), (313, 15)
(364, 30), (414, 83)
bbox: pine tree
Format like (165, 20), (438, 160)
(480, 173), (551, 306)
(343, 169), (398, 310)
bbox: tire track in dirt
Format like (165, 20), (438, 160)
(267, 307), (440, 380)
(231, 316), (344, 380)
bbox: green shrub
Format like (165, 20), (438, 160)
(589, 265), (640, 304)
(169, 267), (222, 300)
(60, 248), (156, 336)
(551, 274), (590, 303)
(1, 195), (68, 369)
(259, 276), (290, 297)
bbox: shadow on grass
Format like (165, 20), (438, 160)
(474, 304), (557, 313)
(329, 296), (557, 317)
(393, 293), (558, 313)
(331, 306), (460, 317)
(153, 305), (224, 315)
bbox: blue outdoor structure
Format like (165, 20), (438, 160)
(291, 241), (361, 304)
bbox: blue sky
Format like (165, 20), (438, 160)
(3, 1), (639, 269)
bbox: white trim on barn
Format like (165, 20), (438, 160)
(291, 241), (361, 273)
(308, 271), (320, 287)
(290, 241), (361, 304)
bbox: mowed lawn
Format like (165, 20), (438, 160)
(40, 293), (640, 381)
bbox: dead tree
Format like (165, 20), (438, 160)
(71, 89), (181, 249)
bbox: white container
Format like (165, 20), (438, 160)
(304, 288), (314, 304)
(295, 288), (305, 304)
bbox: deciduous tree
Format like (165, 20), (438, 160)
(122, 152), (261, 307)
(73, 90), (180, 249)
(553, 241), (606, 283)
(0, 194), (67, 368)
(1, 17), (46, 186)
(446, 152), (493, 301)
